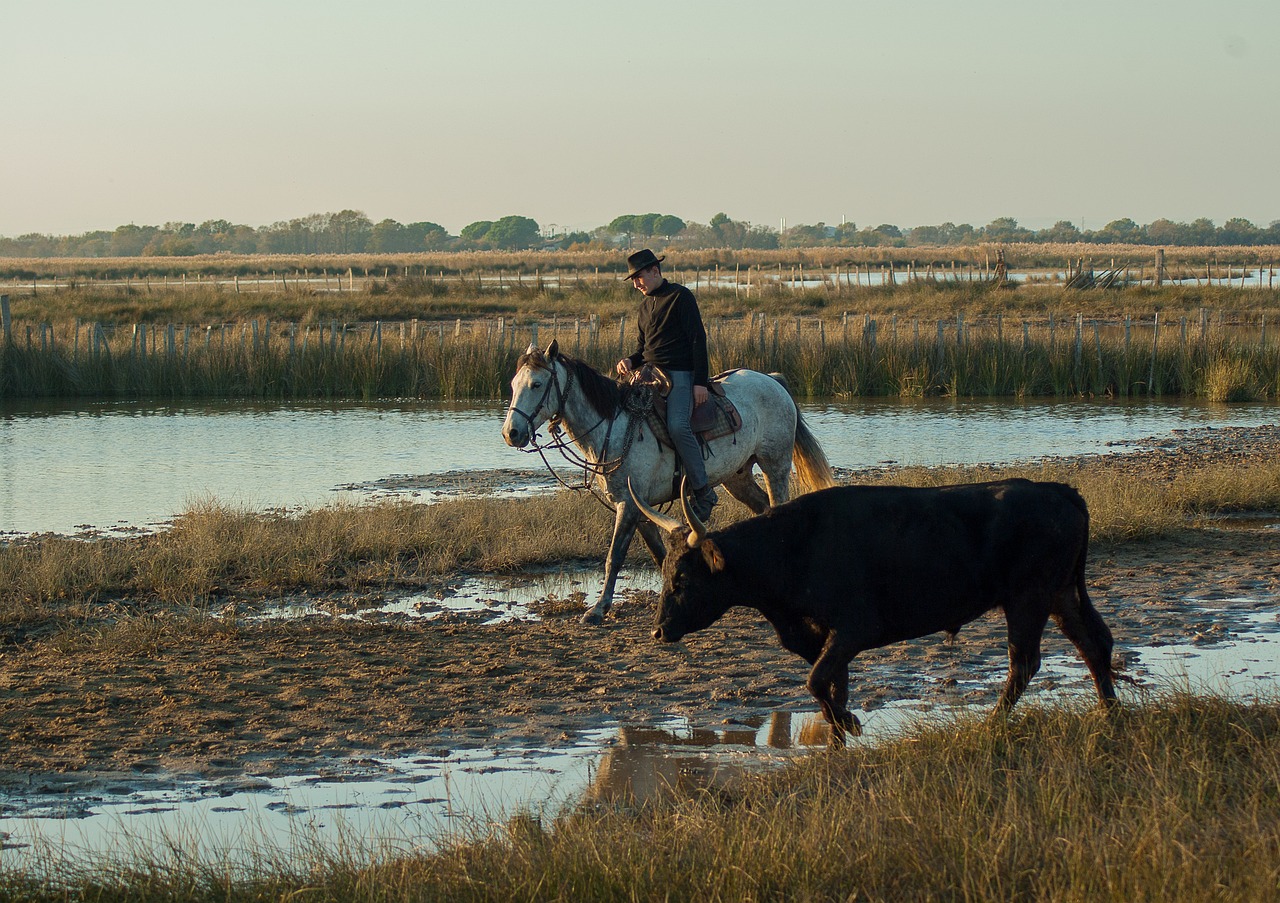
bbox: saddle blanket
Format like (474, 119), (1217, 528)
(641, 371), (743, 450)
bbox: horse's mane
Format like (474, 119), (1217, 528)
(517, 348), (623, 421)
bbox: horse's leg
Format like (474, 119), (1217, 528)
(757, 449), (795, 506)
(582, 502), (641, 626)
(722, 468), (770, 515)
(636, 519), (667, 567)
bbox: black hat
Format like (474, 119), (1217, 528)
(622, 248), (665, 280)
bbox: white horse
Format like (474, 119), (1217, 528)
(502, 340), (834, 625)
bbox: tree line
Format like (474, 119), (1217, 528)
(2, 209), (1278, 259)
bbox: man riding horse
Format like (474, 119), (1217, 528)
(614, 249), (718, 522)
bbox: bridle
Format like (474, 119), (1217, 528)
(508, 357), (653, 505)
(506, 357), (575, 442)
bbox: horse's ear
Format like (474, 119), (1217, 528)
(701, 539), (727, 574)
(524, 342), (538, 354)
(544, 339), (559, 360)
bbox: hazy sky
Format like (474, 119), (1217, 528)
(3, 0), (1277, 239)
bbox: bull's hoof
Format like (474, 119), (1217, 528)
(580, 610), (606, 626)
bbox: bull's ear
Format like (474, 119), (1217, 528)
(545, 339), (559, 359)
(701, 539), (727, 574)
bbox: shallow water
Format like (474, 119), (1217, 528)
(3, 599), (1278, 873)
(2, 396), (1276, 536)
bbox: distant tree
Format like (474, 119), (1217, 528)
(1220, 217), (1259, 245)
(1145, 218), (1185, 246)
(1097, 218), (1143, 244)
(144, 230), (198, 256)
(632, 213), (662, 237)
(654, 215), (685, 238)
(1187, 218), (1217, 245)
(325, 210), (373, 253)
(485, 215), (541, 250)
(109, 224), (156, 256)
(369, 219), (409, 253)
(405, 221), (450, 250)
(607, 214), (637, 236)
(1040, 220), (1083, 243)
(607, 213), (686, 242)
(980, 217), (1030, 243)
(782, 223), (831, 247)
(834, 221), (860, 244)
(461, 220), (494, 242)
(908, 223), (977, 246)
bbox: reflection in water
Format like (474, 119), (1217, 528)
(587, 715), (818, 804)
(586, 712), (861, 804)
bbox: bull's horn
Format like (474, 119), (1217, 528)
(680, 476), (708, 548)
(628, 478), (683, 535)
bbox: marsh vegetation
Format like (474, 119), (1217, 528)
(3, 276), (1280, 400)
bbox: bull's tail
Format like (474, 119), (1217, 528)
(770, 372), (835, 495)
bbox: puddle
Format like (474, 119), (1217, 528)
(0, 739), (610, 870)
(4, 600), (1279, 874)
(1200, 512), (1280, 533)
(1137, 611), (1280, 696)
(239, 567), (662, 625)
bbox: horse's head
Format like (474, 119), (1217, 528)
(502, 339), (564, 448)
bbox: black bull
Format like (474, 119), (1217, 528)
(635, 478), (1117, 744)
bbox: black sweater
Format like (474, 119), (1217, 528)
(625, 279), (710, 387)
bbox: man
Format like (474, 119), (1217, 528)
(615, 248), (718, 520)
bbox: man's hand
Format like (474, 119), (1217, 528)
(616, 359), (633, 377)
(694, 385), (709, 407)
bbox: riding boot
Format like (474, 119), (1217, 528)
(689, 484), (718, 521)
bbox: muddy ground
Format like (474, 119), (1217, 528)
(1, 426), (1278, 792)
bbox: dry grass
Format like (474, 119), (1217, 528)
(3, 455), (1278, 637)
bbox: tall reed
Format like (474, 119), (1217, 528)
(4, 297), (1280, 400)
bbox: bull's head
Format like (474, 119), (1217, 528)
(629, 479), (732, 644)
(502, 340), (561, 448)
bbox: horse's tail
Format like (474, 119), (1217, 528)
(769, 373), (836, 495)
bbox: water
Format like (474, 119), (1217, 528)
(1, 396), (1276, 536)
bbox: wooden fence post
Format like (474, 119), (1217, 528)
(0, 294), (10, 345)
(1149, 313), (1160, 395)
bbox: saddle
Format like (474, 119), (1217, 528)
(627, 364), (743, 449)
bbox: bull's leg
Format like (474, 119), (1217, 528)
(825, 668), (862, 743)
(1053, 584), (1118, 708)
(581, 503), (640, 626)
(997, 607), (1049, 713)
(806, 637), (860, 747)
(721, 469), (771, 515)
